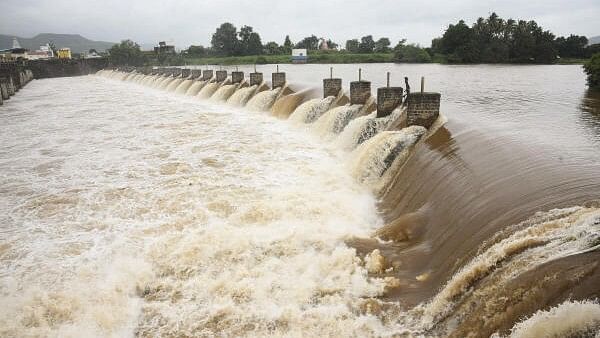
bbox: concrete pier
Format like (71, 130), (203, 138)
(202, 70), (213, 81)
(406, 92), (441, 128)
(323, 78), (342, 98)
(350, 81), (371, 105)
(216, 70), (227, 82)
(377, 87), (403, 118)
(250, 72), (263, 86)
(272, 72), (286, 89)
(231, 71), (244, 84)
(191, 70), (202, 79)
(0, 81), (9, 100)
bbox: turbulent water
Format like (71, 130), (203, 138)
(2, 65), (600, 337)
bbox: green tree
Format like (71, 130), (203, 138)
(555, 35), (588, 58)
(326, 39), (339, 50)
(264, 41), (281, 55)
(187, 45), (208, 57)
(211, 23), (239, 56)
(296, 35), (319, 50)
(394, 44), (432, 63)
(584, 53), (600, 89)
(238, 25), (263, 55)
(359, 35), (375, 53)
(374, 37), (391, 53)
(345, 39), (360, 53)
(283, 35), (293, 54)
(108, 39), (146, 66)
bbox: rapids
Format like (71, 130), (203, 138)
(1, 66), (599, 337)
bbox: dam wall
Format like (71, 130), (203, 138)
(0, 61), (34, 105)
(26, 58), (108, 79)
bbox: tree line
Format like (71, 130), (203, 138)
(430, 13), (599, 63)
(108, 16), (599, 66)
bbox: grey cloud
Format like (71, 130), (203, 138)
(1, 0), (598, 48)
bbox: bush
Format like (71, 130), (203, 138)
(584, 53), (600, 89)
(394, 44), (432, 63)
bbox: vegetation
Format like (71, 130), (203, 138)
(106, 18), (599, 66)
(584, 54), (600, 89)
(394, 42), (432, 63)
(183, 51), (393, 65)
(108, 40), (146, 66)
(430, 13), (598, 64)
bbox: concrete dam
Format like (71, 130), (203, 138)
(0, 64), (599, 337)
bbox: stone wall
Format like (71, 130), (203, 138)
(231, 71), (244, 84)
(376, 87), (403, 118)
(216, 70), (227, 82)
(26, 58), (108, 79)
(272, 72), (286, 88)
(323, 78), (342, 98)
(250, 72), (263, 86)
(191, 70), (202, 79)
(406, 92), (441, 128)
(202, 70), (213, 81)
(350, 81), (371, 105)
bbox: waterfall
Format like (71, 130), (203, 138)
(154, 76), (171, 89)
(271, 93), (305, 119)
(289, 97), (336, 124)
(185, 80), (207, 96)
(142, 75), (157, 86)
(245, 88), (281, 111)
(507, 300), (600, 338)
(166, 78), (184, 92)
(210, 84), (238, 102)
(350, 126), (427, 191)
(413, 206), (600, 336)
(196, 82), (220, 99)
(226, 85), (257, 106)
(174, 79), (193, 94)
(312, 104), (364, 137)
(335, 107), (405, 150)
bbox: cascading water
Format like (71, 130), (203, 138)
(289, 96), (336, 124)
(196, 82), (220, 99)
(185, 80), (207, 96)
(505, 300), (600, 338)
(335, 107), (405, 151)
(312, 104), (364, 137)
(174, 79), (193, 94)
(349, 126), (427, 192)
(245, 88), (281, 111)
(226, 85), (257, 106)
(4, 69), (597, 337)
(166, 78), (184, 92)
(210, 84), (238, 102)
(159, 77), (177, 90)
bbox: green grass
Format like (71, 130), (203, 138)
(181, 52), (395, 65)
(555, 58), (588, 65)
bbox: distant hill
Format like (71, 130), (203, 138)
(0, 33), (116, 53)
(589, 36), (600, 45)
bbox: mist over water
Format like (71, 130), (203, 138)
(2, 63), (600, 337)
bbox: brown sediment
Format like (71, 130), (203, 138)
(443, 251), (600, 337)
(343, 115), (600, 334)
(375, 120), (600, 302)
(271, 93), (305, 119)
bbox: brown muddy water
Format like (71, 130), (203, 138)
(1, 64), (599, 337)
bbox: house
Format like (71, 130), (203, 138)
(291, 49), (308, 64)
(57, 48), (72, 59)
(154, 41), (176, 55)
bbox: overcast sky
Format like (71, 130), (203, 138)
(1, 0), (599, 49)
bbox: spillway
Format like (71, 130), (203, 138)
(2, 66), (599, 337)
